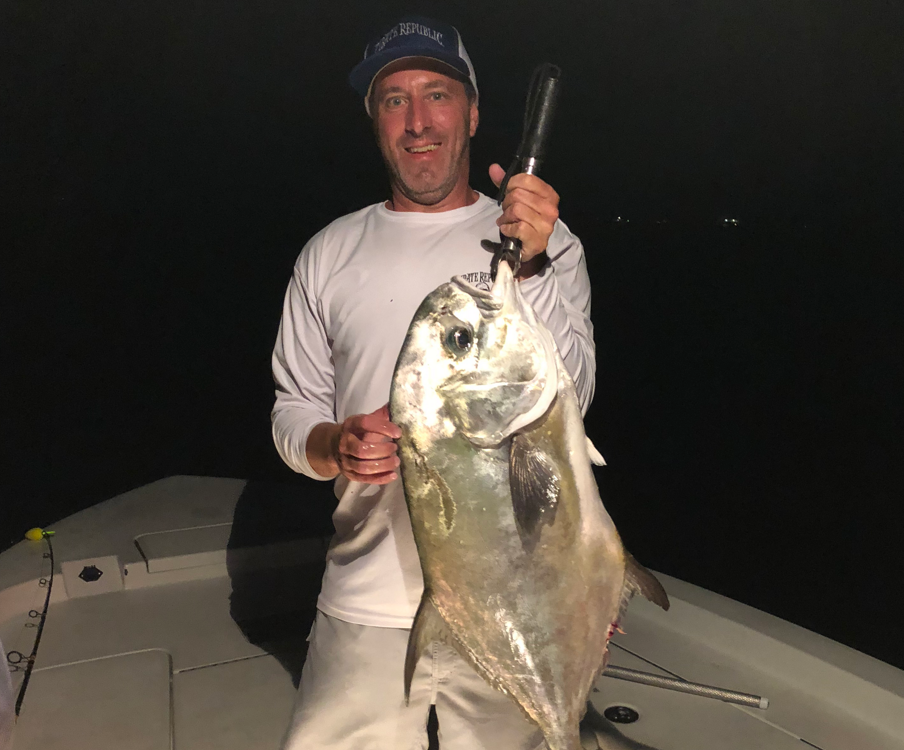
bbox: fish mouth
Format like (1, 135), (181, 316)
(491, 259), (516, 302)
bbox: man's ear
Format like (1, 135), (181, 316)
(469, 102), (479, 138)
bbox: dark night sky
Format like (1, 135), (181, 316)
(3, 1), (903, 669)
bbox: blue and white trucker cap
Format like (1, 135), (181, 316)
(349, 16), (478, 115)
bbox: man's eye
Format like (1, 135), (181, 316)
(386, 96), (404, 108)
(429, 92), (445, 101)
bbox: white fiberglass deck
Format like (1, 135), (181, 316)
(1, 476), (902, 749)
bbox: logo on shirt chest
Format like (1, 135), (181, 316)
(459, 271), (493, 291)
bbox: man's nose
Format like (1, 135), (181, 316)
(405, 97), (431, 135)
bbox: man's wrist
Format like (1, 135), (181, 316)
(306, 421), (342, 479)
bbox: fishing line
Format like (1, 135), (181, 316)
(4, 530), (55, 718)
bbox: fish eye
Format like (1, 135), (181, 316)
(444, 325), (473, 355)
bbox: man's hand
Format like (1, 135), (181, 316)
(307, 404), (402, 485)
(489, 163), (560, 263)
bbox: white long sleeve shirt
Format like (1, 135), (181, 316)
(271, 192), (595, 627)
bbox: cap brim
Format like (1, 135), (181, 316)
(349, 48), (472, 100)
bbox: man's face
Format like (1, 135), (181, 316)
(371, 60), (479, 208)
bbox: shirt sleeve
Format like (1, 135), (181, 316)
(271, 236), (337, 480)
(518, 219), (596, 414)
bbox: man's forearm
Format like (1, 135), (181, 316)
(517, 244), (595, 413)
(516, 251), (547, 281)
(306, 422), (342, 479)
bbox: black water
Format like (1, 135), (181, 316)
(3, 0), (902, 672)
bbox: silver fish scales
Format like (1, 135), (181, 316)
(390, 260), (669, 750)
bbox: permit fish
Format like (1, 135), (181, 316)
(389, 260), (669, 750)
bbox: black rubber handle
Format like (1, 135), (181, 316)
(492, 63), (562, 280)
(519, 64), (561, 164)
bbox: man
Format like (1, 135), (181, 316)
(272, 16), (595, 749)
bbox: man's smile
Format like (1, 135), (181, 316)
(405, 143), (441, 154)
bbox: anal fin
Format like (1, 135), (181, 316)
(405, 594), (453, 703)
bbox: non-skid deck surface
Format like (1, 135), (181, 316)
(597, 646), (804, 749)
(174, 655), (298, 750)
(13, 650), (172, 750)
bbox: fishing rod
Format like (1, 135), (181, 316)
(491, 62), (562, 281)
(5, 528), (56, 718)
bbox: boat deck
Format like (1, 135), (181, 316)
(2, 476), (902, 749)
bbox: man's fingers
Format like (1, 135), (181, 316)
(504, 173), (560, 205)
(355, 410), (402, 440)
(492, 170), (560, 209)
(498, 199), (543, 232)
(491, 172), (559, 259)
(339, 443), (400, 484)
(500, 185), (558, 221)
(497, 200), (555, 256)
(340, 452), (400, 477)
(497, 221), (543, 260)
(360, 430), (392, 444)
(334, 404), (403, 484)
(488, 162), (506, 187)
(342, 433), (398, 460)
(342, 469), (399, 485)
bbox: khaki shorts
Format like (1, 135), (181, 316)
(279, 610), (546, 750)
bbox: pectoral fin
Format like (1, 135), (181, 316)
(404, 595), (453, 703)
(510, 432), (561, 546)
